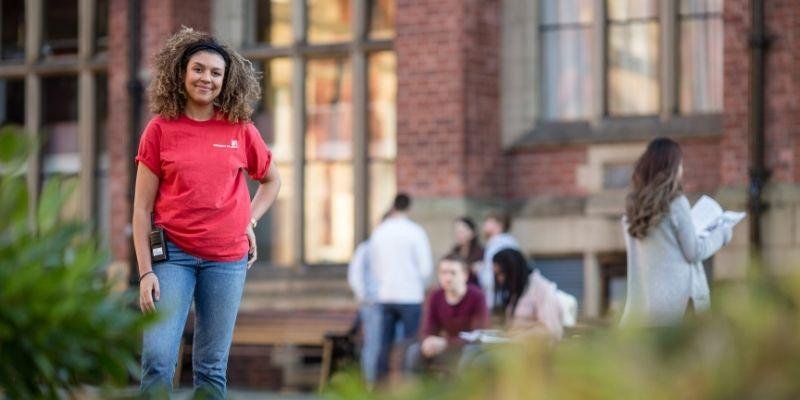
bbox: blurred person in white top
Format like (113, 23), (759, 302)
(347, 239), (380, 386)
(369, 193), (433, 381)
(481, 211), (521, 309)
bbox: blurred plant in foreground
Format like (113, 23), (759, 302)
(0, 128), (155, 399)
(326, 265), (800, 399)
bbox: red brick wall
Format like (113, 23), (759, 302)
(143, 0), (211, 79)
(396, 0), (467, 197)
(463, 0), (505, 199)
(680, 137), (722, 194)
(396, 0), (505, 199)
(723, 0), (800, 186)
(762, 0), (800, 184)
(506, 146), (587, 198)
(721, 0), (750, 187)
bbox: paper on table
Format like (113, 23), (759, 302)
(691, 195), (746, 237)
(458, 329), (509, 344)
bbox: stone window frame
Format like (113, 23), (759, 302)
(501, 0), (722, 149)
(0, 0), (108, 224)
(229, 0), (394, 266)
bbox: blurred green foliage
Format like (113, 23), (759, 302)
(0, 127), (155, 399)
(326, 266), (800, 399)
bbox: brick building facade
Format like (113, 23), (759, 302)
(102, 0), (800, 318)
(2, 0), (797, 388)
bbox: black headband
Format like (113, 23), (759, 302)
(181, 42), (231, 70)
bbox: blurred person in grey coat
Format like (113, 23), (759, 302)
(621, 138), (732, 326)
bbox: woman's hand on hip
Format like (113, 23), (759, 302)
(246, 224), (257, 269)
(139, 273), (160, 313)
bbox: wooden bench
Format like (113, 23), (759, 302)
(176, 309), (356, 390)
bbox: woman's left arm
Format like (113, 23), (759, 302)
(246, 162), (281, 268)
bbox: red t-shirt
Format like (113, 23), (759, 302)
(135, 114), (272, 261)
(421, 285), (488, 345)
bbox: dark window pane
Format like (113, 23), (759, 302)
(95, 74), (109, 241)
(0, 79), (25, 127)
(256, 0), (292, 46)
(307, 0), (351, 44)
(40, 75), (81, 227)
(305, 58), (353, 263)
(95, 74), (108, 156)
(1, 0), (25, 61)
(95, 0), (109, 53)
(42, 76), (79, 175)
(368, 0), (394, 40)
(42, 0), (79, 57)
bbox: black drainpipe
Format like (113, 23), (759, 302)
(747, 0), (770, 259)
(128, 0), (143, 287)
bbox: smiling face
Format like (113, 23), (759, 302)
(184, 51), (225, 107)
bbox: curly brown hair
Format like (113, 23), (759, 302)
(625, 137), (683, 239)
(147, 26), (261, 123)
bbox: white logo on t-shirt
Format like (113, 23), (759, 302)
(213, 139), (239, 149)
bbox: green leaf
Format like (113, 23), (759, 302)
(0, 126), (29, 163)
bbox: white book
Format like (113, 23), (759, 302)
(458, 329), (509, 344)
(690, 195), (746, 238)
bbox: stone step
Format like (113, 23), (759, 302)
(240, 265), (356, 312)
(243, 279), (351, 294)
(238, 296), (357, 312)
(246, 264), (348, 280)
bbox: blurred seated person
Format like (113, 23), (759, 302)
(492, 249), (564, 340)
(404, 255), (488, 375)
(447, 217), (484, 286)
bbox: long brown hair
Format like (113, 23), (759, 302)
(148, 27), (261, 123)
(625, 137), (683, 239)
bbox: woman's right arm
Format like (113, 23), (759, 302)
(671, 195), (732, 264)
(132, 164), (160, 313)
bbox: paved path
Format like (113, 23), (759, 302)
(174, 389), (319, 400)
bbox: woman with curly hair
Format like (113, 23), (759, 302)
(132, 27), (280, 398)
(620, 137), (731, 326)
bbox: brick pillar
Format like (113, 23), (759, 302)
(396, 0), (503, 199)
(107, 0), (211, 267)
(463, 0), (505, 199)
(108, 0), (131, 263)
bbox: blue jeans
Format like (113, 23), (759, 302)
(359, 304), (382, 385)
(377, 303), (421, 380)
(140, 241), (247, 399)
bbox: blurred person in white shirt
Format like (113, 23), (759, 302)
(370, 193), (433, 381)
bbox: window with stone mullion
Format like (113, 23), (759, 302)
(678, 0), (723, 114)
(606, 0), (661, 116)
(539, 0), (595, 121)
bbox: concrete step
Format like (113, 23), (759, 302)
(240, 265), (356, 312)
(243, 279), (351, 295)
(239, 295), (357, 312)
